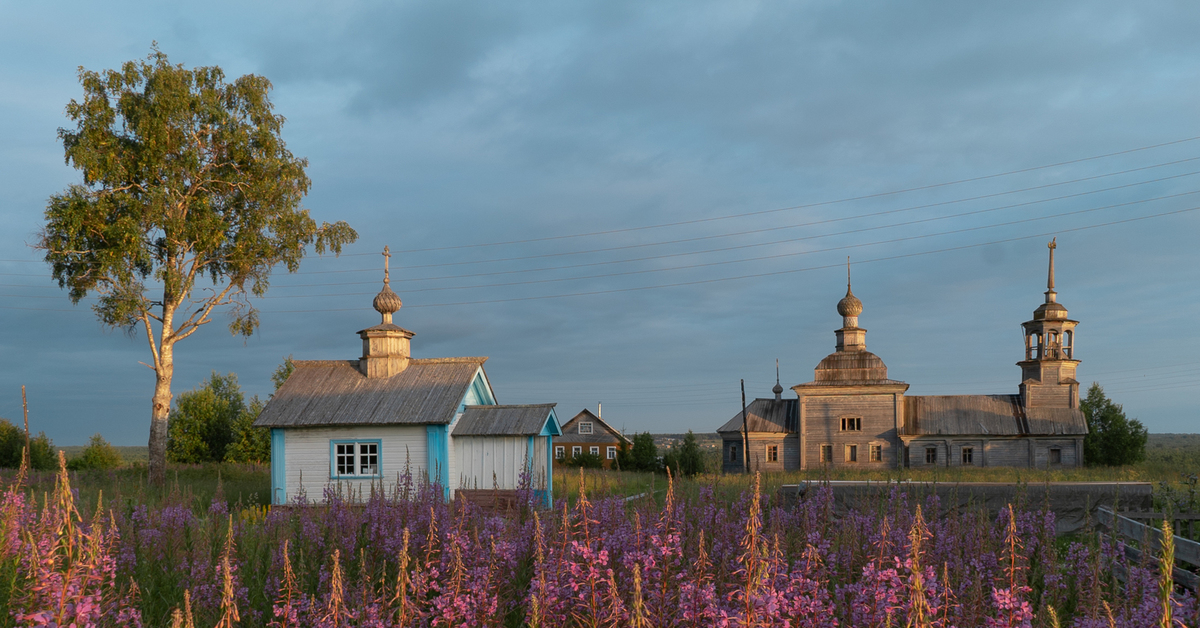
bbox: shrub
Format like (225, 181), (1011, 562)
(167, 372), (246, 463)
(224, 398), (269, 464)
(662, 430), (706, 477)
(563, 451), (604, 469)
(68, 433), (123, 470)
(0, 419), (55, 470)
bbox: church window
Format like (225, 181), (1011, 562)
(870, 444), (882, 462)
(845, 444), (858, 463)
(331, 440), (380, 478)
(729, 444), (739, 463)
(961, 447), (974, 465)
(1064, 331), (1074, 358)
(820, 445), (833, 463)
(766, 445), (779, 462)
(840, 417), (862, 431)
(1049, 448), (1062, 465)
(1031, 333), (1043, 359)
(578, 422), (593, 435)
(925, 447), (938, 465)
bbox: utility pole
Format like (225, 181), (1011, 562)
(740, 379), (749, 474)
(21, 385), (29, 454)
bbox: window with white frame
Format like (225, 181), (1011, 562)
(555, 446), (565, 459)
(332, 441), (380, 478)
(590, 446), (600, 456)
(578, 422), (594, 434)
(572, 446), (582, 457)
(607, 446), (617, 460)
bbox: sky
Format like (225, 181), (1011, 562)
(1, 1), (1199, 445)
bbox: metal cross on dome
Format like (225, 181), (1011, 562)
(383, 246), (391, 284)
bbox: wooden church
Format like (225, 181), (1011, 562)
(719, 240), (1088, 471)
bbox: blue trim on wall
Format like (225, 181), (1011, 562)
(426, 425), (450, 499)
(328, 439), (384, 480)
(458, 369), (498, 413)
(539, 408), (563, 436)
(270, 429), (285, 505)
(544, 434), (554, 508)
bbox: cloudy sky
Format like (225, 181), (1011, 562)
(1, 1), (1199, 445)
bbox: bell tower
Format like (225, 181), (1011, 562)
(1018, 239), (1080, 408)
(358, 246), (415, 378)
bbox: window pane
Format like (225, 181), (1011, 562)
(359, 442), (378, 475)
(336, 443), (355, 476)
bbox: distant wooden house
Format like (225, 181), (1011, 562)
(555, 408), (631, 469)
(719, 243), (1088, 471)
(254, 249), (561, 506)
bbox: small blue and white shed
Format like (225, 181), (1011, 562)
(254, 250), (560, 506)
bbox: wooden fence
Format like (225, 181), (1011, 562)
(1095, 506), (1200, 591)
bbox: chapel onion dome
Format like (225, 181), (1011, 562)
(373, 284), (402, 316)
(837, 287), (863, 318)
(772, 382), (784, 396)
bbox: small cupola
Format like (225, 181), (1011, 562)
(835, 259), (867, 352)
(358, 246), (415, 378)
(772, 359), (784, 400)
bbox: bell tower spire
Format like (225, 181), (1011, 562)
(1018, 239), (1080, 408)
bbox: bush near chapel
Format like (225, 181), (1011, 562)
(1082, 382), (1148, 466)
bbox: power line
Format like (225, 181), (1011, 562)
(260, 204), (1200, 311)
(384, 135), (1200, 253)
(246, 196), (1200, 298)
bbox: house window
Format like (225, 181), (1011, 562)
(729, 443), (739, 462)
(925, 447), (937, 465)
(331, 441), (380, 478)
(607, 446), (617, 460)
(578, 422), (593, 435)
(555, 446), (565, 459)
(840, 417), (862, 431)
(820, 445), (833, 463)
(870, 444), (882, 462)
(572, 446), (582, 457)
(961, 447), (974, 465)
(845, 444), (858, 463)
(766, 445), (779, 463)
(1049, 448), (1062, 465)
(590, 446), (600, 456)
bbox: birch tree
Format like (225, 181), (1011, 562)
(38, 49), (357, 484)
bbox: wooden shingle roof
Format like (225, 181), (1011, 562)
(902, 395), (1088, 436)
(254, 358), (486, 428)
(453, 404), (558, 436)
(716, 398), (798, 434)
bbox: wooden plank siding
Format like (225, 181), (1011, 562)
(801, 394), (899, 469)
(283, 425), (427, 503)
(454, 436), (536, 491)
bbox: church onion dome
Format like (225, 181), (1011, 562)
(837, 286), (863, 317)
(373, 284), (402, 315)
(772, 382), (784, 395)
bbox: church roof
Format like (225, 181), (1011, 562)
(453, 404), (558, 436)
(802, 350), (902, 385)
(254, 357), (487, 428)
(902, 394), (1088, 436)
(717, 398), (798, 434)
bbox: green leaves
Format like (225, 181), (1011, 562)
(167, 372), (247, 464)
(1082, 382), (1149, 466)
(39, 48), (358, 338)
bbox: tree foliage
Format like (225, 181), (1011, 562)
(168, 372), (246, 464)
(0, 420), (55, 470)
(67, 434), (123, 470)
(561, 450), (604, 469)
(1082, 382), (1148, 466)
(616, 432), (660, 472)
(225, 396), (269, 464)
(662, 430), (706, 477)
(38, 48), (357, 483)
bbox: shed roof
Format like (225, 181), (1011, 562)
(453, 404), (559, 436)
(254, 358), (487, 428)
(716, 398), (798, 434)
(903, 395), (1088, 436)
